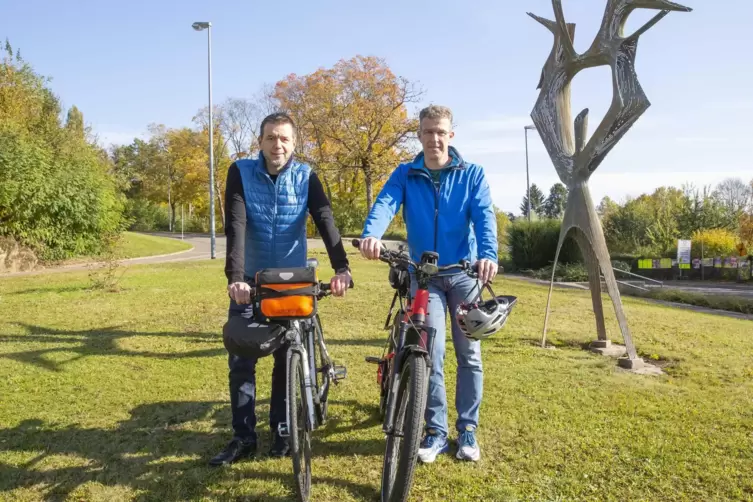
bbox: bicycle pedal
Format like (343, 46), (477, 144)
(365, 356), (381, 364)
(277, 422), (290, 438)
(333, 365), (347, 381)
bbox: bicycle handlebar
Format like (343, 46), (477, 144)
(351, 238), (478, 278)
(243, 279), (353, 299)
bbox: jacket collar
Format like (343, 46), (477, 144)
(256, 152), (295, 177)
(408, 145), (466, 176)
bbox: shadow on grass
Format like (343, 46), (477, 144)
(0, 400), (382, 501)
(0, 323), (225, 372)
(327, 337), (386, 348)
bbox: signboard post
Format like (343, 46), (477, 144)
(677, 239), (691, 278)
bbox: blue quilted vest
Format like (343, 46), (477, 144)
(235, 155), (311, 279)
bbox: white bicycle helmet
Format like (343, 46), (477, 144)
(456, 284), (517, 341)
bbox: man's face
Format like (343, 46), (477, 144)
(260, 122), (295, 170)
(419, 117), (454, 164)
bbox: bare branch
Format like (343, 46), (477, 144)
(527, 12), (557, 34)
(574, 108), (589, 154)
(552, 0), (576, 59)
(625, 9), (670, 41)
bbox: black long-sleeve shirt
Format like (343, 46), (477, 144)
(224, 162), (350, 284)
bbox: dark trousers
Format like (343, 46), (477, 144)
(227, 299), (288, 442)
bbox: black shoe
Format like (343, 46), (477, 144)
(208, 438), (257, 466)
(268, 430), (290, 457)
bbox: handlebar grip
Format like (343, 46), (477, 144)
(351, 238), (361, 249)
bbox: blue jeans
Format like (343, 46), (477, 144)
(227, 299), (288, 442)
(411, 272), (483, 437)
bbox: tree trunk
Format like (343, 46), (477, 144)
(170, 202), (177, 232)
(167, 180), (172, 232)
(363, 161), (373, 211)
(215, 179), (225, 228)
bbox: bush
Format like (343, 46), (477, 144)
(647, 289), (753, 315)
(124, 199), (169, 232)
(508, 219), (581, 270)
(531, 262), (588, 282)
(690, 228), (738, 258)
(0, 126), (125, 261)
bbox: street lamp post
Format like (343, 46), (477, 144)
(524, 125), (536, 222)
(192, 21), (216, 259)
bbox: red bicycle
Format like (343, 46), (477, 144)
(352, 239), (478, 502)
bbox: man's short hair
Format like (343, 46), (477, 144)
(419, 105), (453, 131)
(259, 112), (296, 137)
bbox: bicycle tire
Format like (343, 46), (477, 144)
(379, 314), (400, 420)
(313, 315), (328, 424)
(380, 352), (428, 502)
(288, 351), (312, 502)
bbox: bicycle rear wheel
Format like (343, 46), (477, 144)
(380, 352), (428, 502)
(288, 351), (311, 501)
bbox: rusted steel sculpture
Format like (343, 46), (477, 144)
(528, 0), (692, 368)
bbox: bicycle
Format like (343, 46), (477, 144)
(245, 258), (351, 502)
(352, 239), (482, 502)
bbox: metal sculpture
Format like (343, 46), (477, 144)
(528, 0), (692, 368)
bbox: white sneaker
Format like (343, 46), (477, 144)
(417, 430), (449, 463)
(456, 426), (480, 461)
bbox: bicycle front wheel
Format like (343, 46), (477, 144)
(288, 351), (311, 501)
(381, 352), (428, 502)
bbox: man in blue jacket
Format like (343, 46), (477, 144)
(211, 112), (352, 466)
(359, 105), (498, 463)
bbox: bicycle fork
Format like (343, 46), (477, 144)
(381, 324), (436, 437)
(278, 325), (317, 438)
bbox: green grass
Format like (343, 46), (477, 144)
(645, 288), (753, 315)
(114, 232), (193, 259)
(0, 252), (751, 501)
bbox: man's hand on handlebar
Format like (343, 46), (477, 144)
(474, 258), (498, 285)
(227, 281), (252, 305)
(329, 269), (352, 297)
(359, 237), (383, 260)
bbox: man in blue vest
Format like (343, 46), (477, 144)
(210, 112), (352, 466)
(359, 105), (498, 463)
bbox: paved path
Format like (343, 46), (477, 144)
(1, 233), (405, 279)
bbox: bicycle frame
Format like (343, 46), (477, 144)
(380, 255), (440, 437)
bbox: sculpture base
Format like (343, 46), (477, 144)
(617, 356), (664, 375)
(589, 340), (627, 358)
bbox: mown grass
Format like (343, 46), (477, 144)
(0, 251), (751, 501)
(114, 232), (193, 259)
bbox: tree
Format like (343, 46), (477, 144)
(543, 183), (568, 219)
(677, 183), (731, 236)
(493, 205), (511, 259)
(0, 40), (124, 260)
(273, 55), (423, 211)
(65, 105), (84, 138)
(712, 177), (752, 228)
(596, 196), (620, 220)
(520, 183), (545, 218)
(192, 108), (233, 228)
(740, 212), (753, 248)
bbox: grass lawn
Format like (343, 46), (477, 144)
(113, 232), (193, 259)
(0, 251), (751, 501)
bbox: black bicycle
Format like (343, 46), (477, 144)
(352, 239), (479, 502)
(246, 258), (350, 502)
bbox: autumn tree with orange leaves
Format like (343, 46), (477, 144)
(273, 56), (423, 212)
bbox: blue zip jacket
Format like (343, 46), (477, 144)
(361, 146), (497, 269)
(236, 155), (311, 279)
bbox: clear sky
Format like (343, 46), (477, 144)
(2, 0), (750, 214)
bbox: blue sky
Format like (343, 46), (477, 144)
(2, 0), (751, 214)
